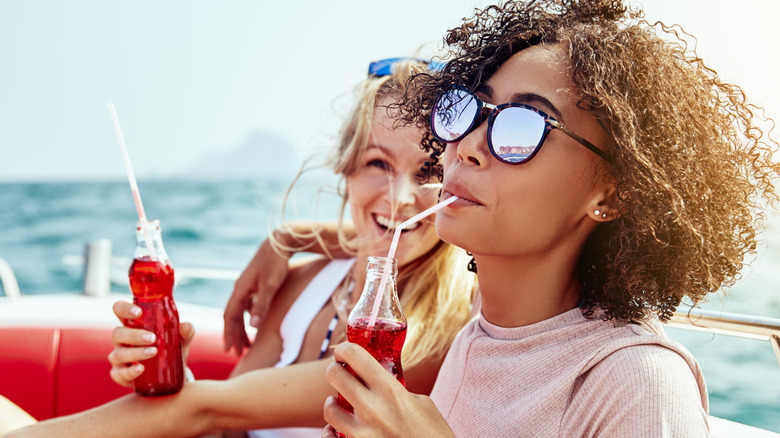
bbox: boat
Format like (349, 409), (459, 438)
(0, 293), (239, 421)
(1, 255), (779, 436)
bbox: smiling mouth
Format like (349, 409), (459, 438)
(373, 214), (421, 232)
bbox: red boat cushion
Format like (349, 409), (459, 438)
(0, 326), (239, 420)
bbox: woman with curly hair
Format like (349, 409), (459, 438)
(323, 0), (780, 436)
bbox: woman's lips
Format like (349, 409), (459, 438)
(442, 184), (482, 206)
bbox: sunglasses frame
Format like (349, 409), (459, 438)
(431, 87), (613, 165)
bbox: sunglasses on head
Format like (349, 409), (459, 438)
(430, 87), (612, 165)
(368, 57), (446, 77)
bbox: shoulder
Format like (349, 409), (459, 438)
(282, 256), (334, 294)
(585, 342), (703, 394)
(261, 256), (334, 323)
(288, 254), (332, 277)
(564, 341), (709, 437)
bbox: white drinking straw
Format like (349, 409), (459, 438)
(367, 195), (458, 328)
(107, 103), (157, 260)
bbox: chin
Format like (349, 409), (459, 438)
(435, 221), (472, 253)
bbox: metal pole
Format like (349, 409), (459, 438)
(0, 258), (21, 298)
(84, 239), (112, 297)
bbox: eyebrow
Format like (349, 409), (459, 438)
(365, 143), (429, 167)
(366, 144), (395, 158)
(476, 84), (563, 120)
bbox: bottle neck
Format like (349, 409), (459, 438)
(365, 256), (398, 281)
(134, 220), (169, 262)
(349, 256), (405, 324)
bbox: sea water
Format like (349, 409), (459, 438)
(0, 180), (778, 432)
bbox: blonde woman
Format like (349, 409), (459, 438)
(3, 60), (476, 438)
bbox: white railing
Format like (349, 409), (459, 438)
(59, 240), (241, 297)
(6, 240), (780, 366)
(670, 308), (780, 366)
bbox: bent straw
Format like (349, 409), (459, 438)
(367, 196), (458, 328)
(107, 103), (157, 260)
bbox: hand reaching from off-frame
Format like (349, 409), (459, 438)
(107, 300), (195, 387)
(223, 237), (290, 356)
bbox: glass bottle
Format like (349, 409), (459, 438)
(335, 256), (407, 436)
(127, 219), (183, 396)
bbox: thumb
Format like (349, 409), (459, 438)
(180, 322), (195, 345)
(179, 322), (195, 363)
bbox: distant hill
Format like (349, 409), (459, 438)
(183, 131), (302, 180)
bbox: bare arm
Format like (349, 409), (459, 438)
(0, 395), (36, 436)
(6, 359), (335, 438)
(223, 221), (354, 355)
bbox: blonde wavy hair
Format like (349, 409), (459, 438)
(274, 61), (476, 367)
(402, 0), (780, 323)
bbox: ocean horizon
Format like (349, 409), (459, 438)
(1, 179), (778, 432)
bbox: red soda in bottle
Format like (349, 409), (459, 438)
(127, 219), (183, 396)
(334, 256), (406, 438)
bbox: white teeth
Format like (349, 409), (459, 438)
(374, 215), (420, 231)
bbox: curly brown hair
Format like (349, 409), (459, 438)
(401, 0), (780, 322)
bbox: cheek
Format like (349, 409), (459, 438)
(345, 174), (374, 210)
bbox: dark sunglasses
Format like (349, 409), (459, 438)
(368, 57), (446, 77)
(430, 87), (612, 165)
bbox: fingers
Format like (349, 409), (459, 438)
(108, 342), (157, 367)
(249, 289), (273, 328)
(109, 361), (145, 387)
(111, 325), (155, 348)
(244, 238), (291, 327)
(107, 341), (155, 387)
(223, 271), (256, 354)
(332, 343), (390, 388)
(320, 424), (337, 438)
(223, 301), (251, 355)
(324, 344), (379, 417)
(179, 321), (195, 363)
(322, 396), (352, 438)
(179, 322), (195, 346)
(113, 300), (142, 322)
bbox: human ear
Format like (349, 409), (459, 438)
(588, 180), (620, 222)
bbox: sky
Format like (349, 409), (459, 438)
(1, 0), (779, 182)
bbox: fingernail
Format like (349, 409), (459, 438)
(142, 333), (156, 343)
(134, 364), (144, 374)
(250, 316), (260, 327)
(131, 306), (142, 317)
(144, 347), (157, 356)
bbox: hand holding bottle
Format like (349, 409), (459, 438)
(107, 300), (195, 388)
(322, 343), (454, 438)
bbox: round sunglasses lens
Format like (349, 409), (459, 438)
(490, 106), (546, 163)
(432, 89), (479, 142)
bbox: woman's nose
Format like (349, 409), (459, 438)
(389, 173), (418, 208)
(454, 119), (490, 166)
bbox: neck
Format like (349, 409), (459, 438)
(474, 249), (582, 328)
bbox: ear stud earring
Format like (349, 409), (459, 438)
(594, 210), (600, 216)
(602, 212), (608, 218)
(595, 210), (608, 218)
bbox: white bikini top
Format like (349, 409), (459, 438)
(274, 258), (355, 368)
